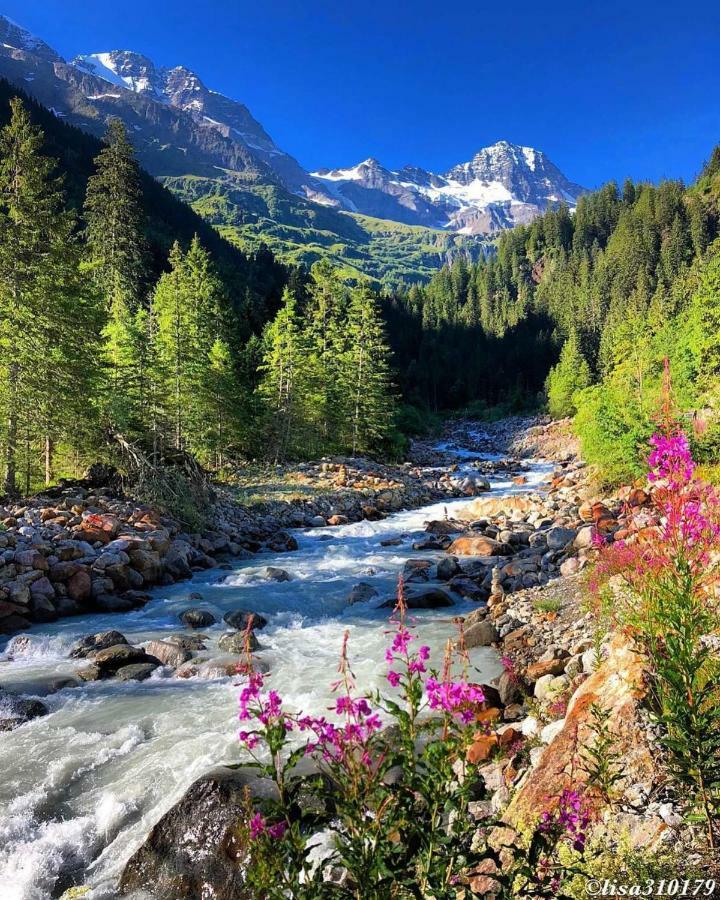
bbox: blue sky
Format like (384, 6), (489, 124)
(6, 0), (720, 188)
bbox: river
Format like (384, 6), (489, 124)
(0, 451), (551, 899)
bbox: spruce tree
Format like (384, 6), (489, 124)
(257, 288), (311, 461)
(545, 329), (592, 418)
(84, 119), (148, 433)
(342, 286), (395, 455)
(0, 99), (100, 496)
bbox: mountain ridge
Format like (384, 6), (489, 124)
(0, 13), (584, 281)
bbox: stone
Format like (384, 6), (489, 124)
(94, 644), (156, 675)
(526, 657), (567, 680)
(425, 520), (462, 536)
(120, 767), (278, 899)
(116, 663), (158, 682)
(327, 515), (348, 526)
(463, 620), (499, 648)
(346, 582), (379, 605)
(496, 670), (522, 706)
(402, 558), (432, 582)
(546, 527), (577, 550)
(447, 535), (507, 556)
(180, 608), (216, 629)
(218, 631), (259, 654)
(66, 569), (92, 603)
(263, 567), (292, 582)
(559, 557), (581, 576)
(381, 586), (455, 609)
(145, 640), (192, 668)
(540, 718), (566, 744)
(308, 515), (326, 527)
(223, 609), (268, 630)
(0, 690), (48, 731)
(573, 525), (596, 550)
(265, 531), (299, 552)
(166, 634), (206, 651)
(436, 556), (461, 581)
(70, 630), (129, 659)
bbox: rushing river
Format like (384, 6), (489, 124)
(0, 455), (551, 899)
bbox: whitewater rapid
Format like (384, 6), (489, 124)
(0, 458), (551, 899)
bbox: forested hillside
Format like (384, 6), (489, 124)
(390, 152), (720, 481)
(0, 84), (400, 507)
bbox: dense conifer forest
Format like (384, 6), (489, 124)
(2, 73), (720, 497)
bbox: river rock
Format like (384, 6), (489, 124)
(464, 620), (499, 648)
(346, 582), (379, 605)
(0, 690), (48, 731)
(116, 662), (158, 682)
(145, 640), (192, 668)
(546, 527), (577, 550)
(265, 531), (298, 552)
(223, 609), (268, 630)
(180, 608), (216, 628)
(263, 567), (292, 582)
(436, 556), (461, 581)
(69, 630), (129, 659)
(382, 586), (454, 609)
(94, 644), (157, 675)
(166, 633), (207, 651)
(447, 535), (507, 557)
(119, 766), (278, 899)
(218, 631), (259, 654)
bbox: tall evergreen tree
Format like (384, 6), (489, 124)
(545, 329), (592, 418)
(0, 99), (100, 495)
(84, 119), (148, 433)
(342, 286), (395, 455)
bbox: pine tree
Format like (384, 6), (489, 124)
(84, 119), (148, 434)
(545, 329), (592, 418)
(151, 236), (234, 461)
(257, 287), (311, 461)
(305, 260), (348, 451)
(342, 286), (395, 455)
(0, 99), (101, 496)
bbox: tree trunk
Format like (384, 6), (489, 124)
(3, 362), (18, 497)
(44, 434), (53, 486)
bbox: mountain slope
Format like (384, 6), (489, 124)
(0, 14), (582, 283)
(312, 142), (586, 235)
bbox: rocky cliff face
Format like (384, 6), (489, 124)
(312, 141), (586, 235)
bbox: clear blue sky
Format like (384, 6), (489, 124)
(6, 0), (720, 188)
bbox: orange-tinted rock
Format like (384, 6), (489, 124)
(448, 535), (504, 556)
(467, 733), (499, 764)
(526, 657), (567, 680)
(504, 635), (653, 832)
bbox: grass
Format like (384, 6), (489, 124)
(533, 596), (563, 614)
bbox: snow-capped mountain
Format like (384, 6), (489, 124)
(0, 13), (584, 241)
(312, 142), (585, 234)
(70, 49), (315, 194)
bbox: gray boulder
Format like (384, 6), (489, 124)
(223, 609), (268, 630)
(180, 609), (216, 629)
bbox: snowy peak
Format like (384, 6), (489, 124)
(312, 141), (586, 235)
(0, 14), (61, 62)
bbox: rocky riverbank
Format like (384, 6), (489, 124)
(109, 418), (711, 898)
(0, 451), (501, 639)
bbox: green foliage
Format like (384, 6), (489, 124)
(546, 329), (591, 418)
(0, 98), (102, 496)
(580, 703), (625, 804)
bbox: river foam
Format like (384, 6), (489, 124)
(0, 457), (551, 898)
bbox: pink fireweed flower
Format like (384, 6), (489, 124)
(386, 670), (401, 687)
(426, 676), (485, 723)
(539, 788), (593, 853)
(249, 812), (266, 840)
(648, 431), (695, 490)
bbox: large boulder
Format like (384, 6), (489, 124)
(69, 630), (129, 659)
(180, 608), (216, 629)
(546, 527), (578, 551)
(120, 767), (278, 899)
(463, 620), (499, 648)
(223, 609), (268, 631)
(448, 535), (507, 557)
